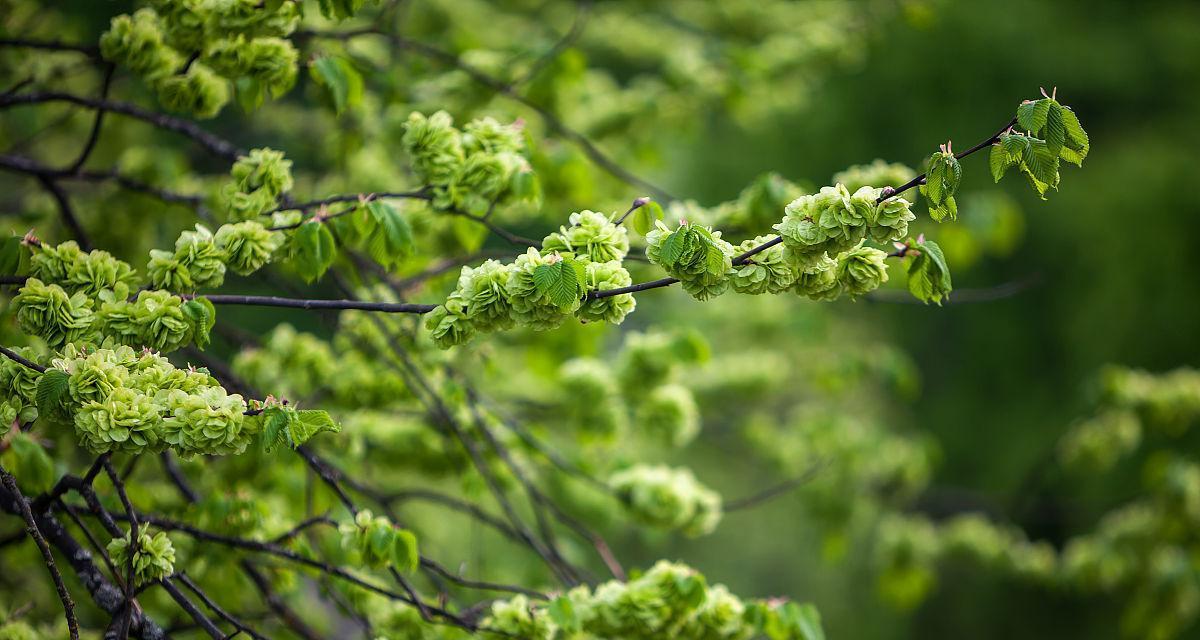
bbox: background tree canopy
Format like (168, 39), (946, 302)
(1, 0), (1198, 639)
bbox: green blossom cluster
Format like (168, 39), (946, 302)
(774, 184), (912, 271)
(106, 529), (176, 587)
(100, 1), (301, 118)
(636, 383), (700, 447)
(609, 464), (722, 536)
(875, 513), (1055, 609)
(98, 290), (199, 352)
(832, 159), (918, 193)
(401, 111), (533, 215)
(147, 224), (227, 291)
(645, 220), (735, 300)
(50, 345), (249, 456)
(558, 358), (628, 440)
(339, 510), (419, 572)
(482, 560), (824, 640)
(29, 241), (138, 296)
(542, 210), (630, 263)
(0, 346), (43, 425)
(427, 236), (635, 348)
(12, 278), (98, 348)
(731, 235), (795, 295)
(219, 148), (294, 219)
(146, 219), (283, 291)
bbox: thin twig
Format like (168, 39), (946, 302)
(0, 463), (80, 639)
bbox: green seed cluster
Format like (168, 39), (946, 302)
(106, 529), (177, 587)
(99, 2), (301, 118)
(50, 345), (249, 457)
(401, 111), (533, 216)
(426, 212), (636, 348)
(609, 464), (722, 536)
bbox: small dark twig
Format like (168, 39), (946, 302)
(0, 463), (80, 639)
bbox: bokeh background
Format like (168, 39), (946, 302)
(3, 0), (1200, 638)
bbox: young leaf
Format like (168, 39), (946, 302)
(0, 236), (25, 275)
(1044, 102), (1067, 156)
(907, 239), (953, 304)
(658, 227), (690, 266)
(364, 201), (414, 268)
(532, 258), (583, 307)
(181, 297), (216, 349)
(35, 369), (70, 420)
(309, 56), (363, 115)
(1017, 98), (1051, 133)
(290, 221), (337, 282)
(258, 406), (294, 454)
(390, 529), (419, 573)
(0, 432), (56, 493)
(289, 409), (341, 448)
(632, 200), (665, 236)
(990, 144), (1014, 182)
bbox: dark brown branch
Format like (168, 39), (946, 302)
(0, 345), (45, 372)
(0, 463), (80, 639)
(64, 63), (116, 174)
(197, 294), (438, 314)
(0, 38), (99, 56)
(723, 463), (825, 512)
(36, 175), (91, 250)
(0, 92), (243, 160)
(174, 573), (270, 640)
(159, 578), (225, 639)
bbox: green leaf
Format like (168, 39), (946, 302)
(1044, 103), (1067, 156)
(35, 369), (70, 419)
(658, 227), (691, 266)
(364, 201), (414, 268)
(290, 221), (337, 282)
(289, 410), (341, 448)
(181, 297), (216, 349)
(990, 144), (1013, 183)
(907, 239), (953, 304)
(792, 603), (826, 640)
(1016, 98), (1051, 133)
(533, 258), (583, 307)
(259, 406), (294, 454)
(703, 241), (727, 277)
(1, 432), (56, 494)
(309, 56), (363, 115)
(1021, 139), (1060, 188)
(675, 573), (708, 609)
(548, 596), (580, 633)
(632, 200), (665, 236)
(390, 529), (419, 573)
(1059, 107), (1090, 164)
(368, 524), (392, 558)
(0, 236), (25, 275)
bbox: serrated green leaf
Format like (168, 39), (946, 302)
(1017, 98), (1051, 133)
(1022, 139), (1060, 187)
(290, 221), (337, 282)
(532, 259), (582, 307)
(1044, 103), (1067, 156)
(703, 242), (727, 277)
(907, 239), (952, 304)
(309, 56), (363, 115)
(1059, 107), (1089, 164)
(1002, 133), (1031, 159)
(990, 144), (1013, 182)
(391, 529), (419, 573)
(290, 409), (341, 447)
(259, 406), (294, 454)
(181, 297), (216, 349)
(364, 201), (414, 269)
(35, 369), (70, 419)
(658, 228), (690, 266)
